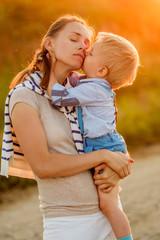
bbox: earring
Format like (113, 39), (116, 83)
(37, 56), (43, 61)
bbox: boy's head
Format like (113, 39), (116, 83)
(82, 32), (140, 89)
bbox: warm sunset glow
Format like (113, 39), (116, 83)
(0, 2), (160, 239)
(0, 0), (160, 144)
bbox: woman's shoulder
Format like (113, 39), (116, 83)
(9, 86), (39, 107)
(10, 85), (36, 97)
(9, 86), (39, 116)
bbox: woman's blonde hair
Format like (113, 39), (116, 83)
(10, 14), (95, 90)
(96, 32), (140, 90)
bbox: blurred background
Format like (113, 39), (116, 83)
(1, 0), (160, 188)
(0, 0), (160, 239)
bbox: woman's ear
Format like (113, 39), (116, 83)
(43, 37), (54, 52)
(97, 66), (108, 78)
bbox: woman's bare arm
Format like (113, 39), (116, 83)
(11, 102), (131, 179)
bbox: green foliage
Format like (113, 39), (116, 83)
(0, 175), (36, 191)
(116, 86), (160, 147)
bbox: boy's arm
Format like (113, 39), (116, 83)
(51, 82), (98, 107)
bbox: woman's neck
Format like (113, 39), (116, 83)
(53, 62), (72, 85)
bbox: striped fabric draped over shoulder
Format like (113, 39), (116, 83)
(0, 71), (84, 179)
(59, 106), (84, 154)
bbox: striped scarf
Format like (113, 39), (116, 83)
(0, 71), (84, 178)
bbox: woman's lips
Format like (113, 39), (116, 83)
(73, 54), (84, 59)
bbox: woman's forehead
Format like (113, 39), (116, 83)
(62, 21), (91, 41)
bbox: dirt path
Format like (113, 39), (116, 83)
(120, 144), (160, 240)
(0, 144), (160, 240)
(0, 187), (43, 240)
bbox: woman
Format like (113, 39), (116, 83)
(1, 15), (131, 240)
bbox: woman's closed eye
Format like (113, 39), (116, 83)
(70, 38), (78, 42)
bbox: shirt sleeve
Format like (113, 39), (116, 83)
(9, 87), (39, 118)
(51, 82), (101, 107)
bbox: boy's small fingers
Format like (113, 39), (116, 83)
(94, 169), (100, 175)
(94, 179), (106, 185)
(94, 180), (101, 186)
(98, 184), (110, 190)
(102, 187), (113, 193)
(93, 174), (102, 180)
(94, 164), (105, 174)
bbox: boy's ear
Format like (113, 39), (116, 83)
(97, 66), (108, 78)
(43, 37), (54, 52)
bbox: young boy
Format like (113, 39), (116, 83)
(49, 32), (140, 240)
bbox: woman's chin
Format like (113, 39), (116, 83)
(71, 63), (83, 71)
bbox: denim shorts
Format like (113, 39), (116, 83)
(83, 130), (127, 154)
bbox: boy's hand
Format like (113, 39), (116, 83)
(93, 164), (120, 193)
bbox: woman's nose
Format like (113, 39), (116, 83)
(78, 41), (88, 50)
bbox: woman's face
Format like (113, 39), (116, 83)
(52, 21), (91, 71)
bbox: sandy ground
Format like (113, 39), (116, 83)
(0, 144), (160, 240)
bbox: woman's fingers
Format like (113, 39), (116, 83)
(124, 162), (131, 176)
(118, 163), (131, 179)
(99, 151), (134, 179)
(118, 156), (132, 179)
(118, 170), (125, 179)
(127, 164), (131, 175)
(104, 150), (132, 177)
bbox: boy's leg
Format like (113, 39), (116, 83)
(98, 184), (133, 240)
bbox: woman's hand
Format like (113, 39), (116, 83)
(102, 150), (133, 179)
(93, 164), (120, 193)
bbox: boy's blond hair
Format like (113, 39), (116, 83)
(97, 32), (140, 90)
